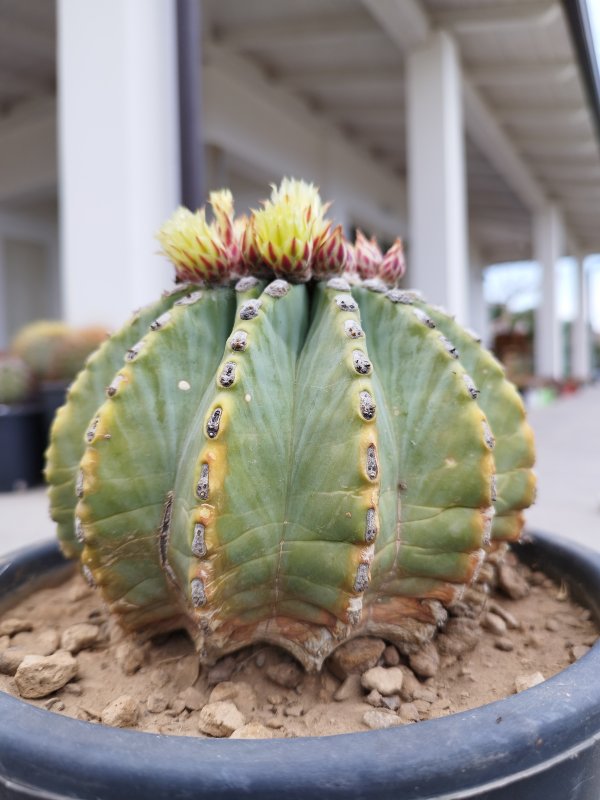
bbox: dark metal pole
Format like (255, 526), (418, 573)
(176, 0), (204, 209)
(561, 0), (600, 144)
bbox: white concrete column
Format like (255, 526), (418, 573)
(533, 205), (564, 380)
(572, 255), (592, 382)
(58, 0), (180, 329)
(468, 241), (490, 345)
(406, 31), (468, 322)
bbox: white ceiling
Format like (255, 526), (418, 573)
(0, 0), (599, 263)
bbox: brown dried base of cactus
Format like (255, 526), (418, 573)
(0, 553), (597, 738)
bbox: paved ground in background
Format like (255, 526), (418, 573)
(1, 384), (598, 557)
(525, 382), (599, 551)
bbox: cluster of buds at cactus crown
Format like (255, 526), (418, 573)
(47, 178), (535, 671)
(157, 178), (405, 287)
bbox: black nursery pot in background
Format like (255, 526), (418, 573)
(39, 380), (69, 449)
(0, 403), (44, 492)
(0, 531), (599, 800)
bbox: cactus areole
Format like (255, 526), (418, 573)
(46, 179), (535, 671)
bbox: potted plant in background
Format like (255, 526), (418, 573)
(10, 320), (107, 448)
(0, 180), (599, 799)
(0, 353), (43, 491)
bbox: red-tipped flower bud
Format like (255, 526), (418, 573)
(379, 238), (406, 286)
(354, 231), (382, 280)
(313, 224), (347, 277)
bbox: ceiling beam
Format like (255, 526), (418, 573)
(361, 0), (428, 50)
(514, 135), (598, 154)
(215, 13), (380, 50)
(283, 68), (402, 94)
(432, 1), (561, 34)
(470, 62), (577, 86)
(359, 0), (549, 214)
(203, 44), (407, 237)
(494, 105), (588, 126)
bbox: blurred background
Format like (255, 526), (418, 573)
(0, 0), (598, 549)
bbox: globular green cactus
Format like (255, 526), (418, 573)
(0, 354), (32, 405)
(46, 180), (535, 670)
(11, 321), (72, 382)
(11, 320), (108, 384)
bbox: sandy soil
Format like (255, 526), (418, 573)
(0, 553), (597, 738)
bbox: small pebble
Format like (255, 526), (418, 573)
(363, 710), (401, 730)
(365, 689), (382, 707)
(284, 703), (304, 717)
(115, 641), (145, 675)
(255, 652), (266, 668)
(63, 682), (82, 696)
(361, 666), (404, 696)
(482, 612), (507, 636)
(0, 647), (26, 676)
(328, 638), (386, 679)
(333, 674), (362, 702)
(381, 694), (401, 712)
(147, 692), (168, 714)
(15, 651), (78, 698)
(412, 687), (437, 703)
(545, 619), (560, 632)
(0, 618), (33, 637)
(230, 722), (275, 739)
(61, 623), (99, 653)
(198, 701), (245, 737)
(408, 643), (440, 678)
(399, 702), (420, 722)
(206, 657), (236, 686)
(45, 697), (65, 711)
(488, 602), (520, 629)
(178, 686), (205, 711)
(169, 697), (186, 715)
(382, 645), (400, 666)
(570, 645), (591, 662)
(514, 672), (545, 693)
(497, 563), (530, 600)
(101, 695), (139, 727)
(34, 629), (61, 656)
(265, 662), (303, 690)
(209, 681), (257, 714)
(494, 637), (514, 652)
(413, 699), (432, 713)
(397, 665), (421, 701)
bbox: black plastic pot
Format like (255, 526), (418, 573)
(0, 531), (599, 800)
(39, 381), (69, 448)
(0, 404), (44, 492)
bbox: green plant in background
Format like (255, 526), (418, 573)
(46, 180), (535, 670)
(0, 354), (32, 406)
(11, 321), (108, 384)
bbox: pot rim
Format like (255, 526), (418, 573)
(1, 531), (599, 800)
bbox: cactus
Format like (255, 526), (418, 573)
(0, 354), (32, 405)
(11, 321), (108, 384)
(11, 321), (72, 382)
(46, 180), (535, 670)
(52, 326), (109, 382)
